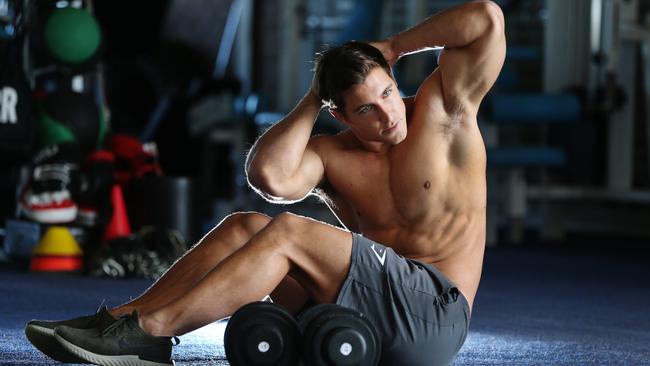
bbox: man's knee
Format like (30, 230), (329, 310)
(265, 212), (318, 252)
(267, 212), (304, 237)
(270, 211), (301, 225)
(223, 211), (272, 237)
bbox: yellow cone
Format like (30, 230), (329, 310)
(32, 226), (83, 256)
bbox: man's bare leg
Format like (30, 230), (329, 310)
(139, 212), (353, 336)
(112, 212), (310, 317)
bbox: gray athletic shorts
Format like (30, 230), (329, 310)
(335, 233), (470, 366)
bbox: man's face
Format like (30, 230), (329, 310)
(333, 67), (407, 146)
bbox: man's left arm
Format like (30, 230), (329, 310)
(378, 0), (506, 114)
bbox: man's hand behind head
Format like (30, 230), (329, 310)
(369, 40), (398, 67)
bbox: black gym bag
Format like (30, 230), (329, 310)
(0, 36), (36, 163)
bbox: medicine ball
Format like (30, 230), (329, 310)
(43, 7), (101, 66)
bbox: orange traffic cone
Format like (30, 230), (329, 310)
(102, 184), (131, 242)
(30, 226), (83, 271)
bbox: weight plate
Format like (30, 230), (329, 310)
(225, 301), (300, 366)
(300, 305), (381, 366)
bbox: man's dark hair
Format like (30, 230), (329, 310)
(313, 41), (393, 111)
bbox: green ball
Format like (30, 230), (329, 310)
(43, 7), (101, 64)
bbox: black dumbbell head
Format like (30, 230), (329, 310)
(299, 304), (381, 366)
(297, 304), (333, 334)
(225, 301), (301, 366)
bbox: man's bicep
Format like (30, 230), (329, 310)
(437, 10), (505, 110)
(294, 145), (327, 193)
(267, 140), (326, 202)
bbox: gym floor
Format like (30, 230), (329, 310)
(2, 235), (649, 365)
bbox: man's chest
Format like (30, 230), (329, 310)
(325, 147), (449, 224)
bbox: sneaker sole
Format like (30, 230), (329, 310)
(25, 324), (88, 364)
(18, 204), (78, 224)
(54, 332), (175, 366)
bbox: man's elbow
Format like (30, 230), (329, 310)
(477, 1), (505, 35)
(245, 153), (280, 192)
(248, 182), (308, 204)
(247, 174), (283, 202)
(247, 169), (304, 202)
(246, 166), (278, 196)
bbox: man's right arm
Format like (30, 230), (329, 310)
(376, 0), (505, 114)
(245, 91), (326, 202)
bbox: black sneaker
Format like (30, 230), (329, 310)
(54, 311), (178, 366)
(25, 305), (116, 363)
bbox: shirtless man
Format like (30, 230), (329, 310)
(25, 1), (505, 365)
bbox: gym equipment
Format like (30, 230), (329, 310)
(39, 91), (101, 152)
(131, 176), (199, 244)
(30, 226), (83, 272)
(107, 133), (162, 185)
(298, 304), (381, 366)
(18, 143), (81, 224)
(43, 7), (101, 67)
(213, 0), (245, 79)
(0, 34), (37, 160)
(485, 94), (581, 124)
(0, 0), (26, 40)
(76, 150), (115, 227)
(3, 219), (41, 259)
(88, 227), (186, 279)
(225, 301), (301, 366)
(487, 147), (567, 168)
(101, 184), (131, 242)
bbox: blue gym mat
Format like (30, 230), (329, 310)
(1, 245), (649, 365)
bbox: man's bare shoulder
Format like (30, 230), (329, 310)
(308, 131), (361, 190)
(308, 130), (356, 156)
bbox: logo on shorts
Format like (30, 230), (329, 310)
(371, 244), (386, 266)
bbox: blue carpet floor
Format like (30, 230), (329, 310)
(1, 245), (649, 365)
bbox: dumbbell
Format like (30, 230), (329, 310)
(224, 301), (301, 366)
(298, 304), (381, 366)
